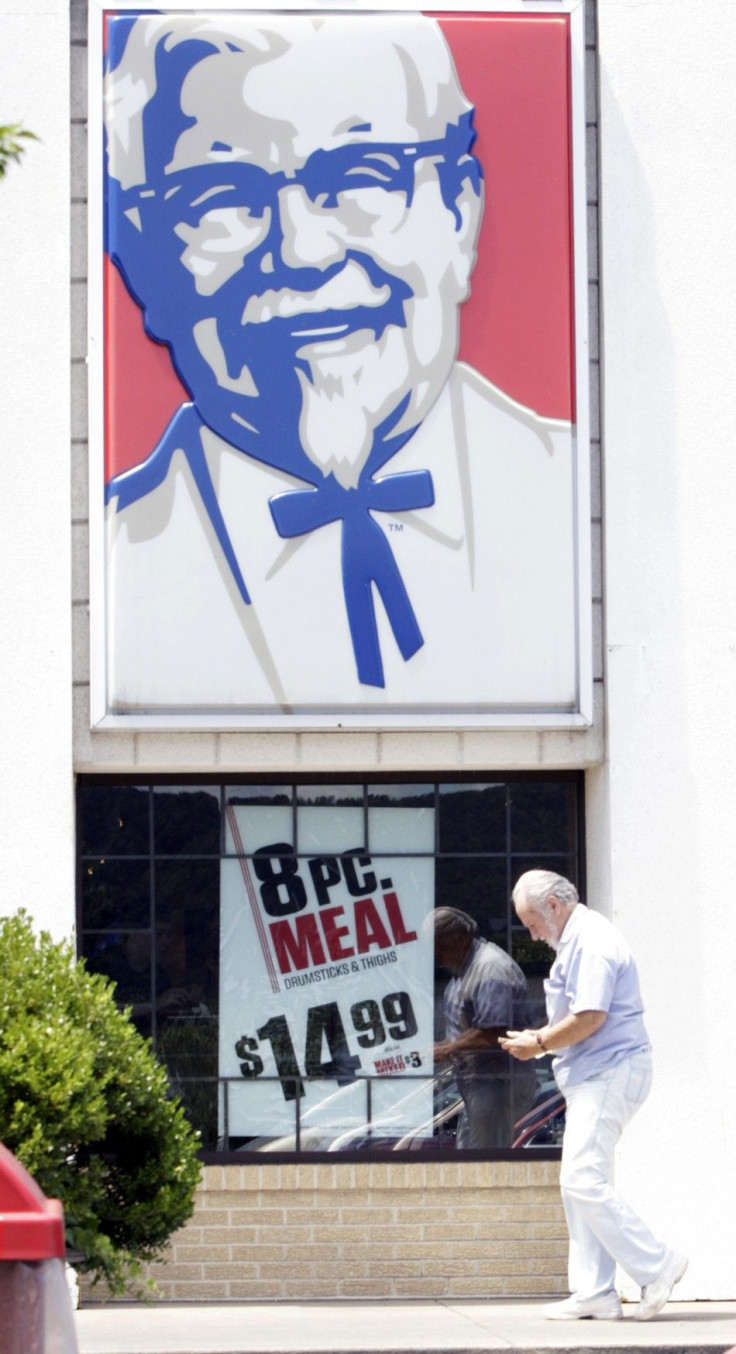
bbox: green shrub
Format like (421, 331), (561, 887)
(0, 911), (201, 1294)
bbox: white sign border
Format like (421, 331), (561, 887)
(87, 0), (591, 732)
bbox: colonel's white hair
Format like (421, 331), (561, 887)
(105, 12), (473, 190)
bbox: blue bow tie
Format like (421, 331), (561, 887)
(270, 468), (434, 687)
(106, 403), (435, 688)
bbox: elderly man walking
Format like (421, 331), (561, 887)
(501, 870), (686, 1322)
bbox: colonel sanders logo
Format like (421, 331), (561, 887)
(103, 11), (579, 714)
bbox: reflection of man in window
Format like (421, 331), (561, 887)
(433, 908), (533, 1148)
(103, 12), (576, 712)
(92, 927), (193, 1039)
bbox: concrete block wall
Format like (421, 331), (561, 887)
(85, 1161), (567, 1303)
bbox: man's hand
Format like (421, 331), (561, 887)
(433, 1040), (454, 1063)
(500, 1010), (608, 1061)
(434, 1026), (505, 1064)
(499, 1029), (541, 1061)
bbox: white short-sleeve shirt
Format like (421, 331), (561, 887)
(544, 905), (650, 1090)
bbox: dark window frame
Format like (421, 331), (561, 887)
(77, 770), (583, 1162)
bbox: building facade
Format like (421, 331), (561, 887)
(1, 0), (735, 1301)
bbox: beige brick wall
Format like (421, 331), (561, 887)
(84, 1160), (567, 1303)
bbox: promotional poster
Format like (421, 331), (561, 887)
(92, 3), (590, 726)
(218, 800), (435, 1140)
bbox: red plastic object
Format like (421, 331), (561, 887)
(0, 1144), (65, 1260)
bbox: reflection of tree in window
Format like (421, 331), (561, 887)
(78, 785), (150, 854)
(511, 930), (555, 969)
(296, 793), (362, 807)
(509, 783), (576, 854)
(228, 792), (291, 807)
(439, 785), (506, 854)
(154, 789), (221, 854)
(81, 858), (150, 929)
(368, 794), (433, 807)
(435, 859), (508, 945)
(158, 1005), (219, 1151)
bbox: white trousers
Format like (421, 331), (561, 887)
(560, 1049), (668, 1298)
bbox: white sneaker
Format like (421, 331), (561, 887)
(636, 1251), (688, 1320)
(544, 1291), (623, 1320)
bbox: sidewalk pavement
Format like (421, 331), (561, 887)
(75, 1299), (736, 1354)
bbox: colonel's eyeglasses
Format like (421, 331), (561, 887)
(118, 112), (482, 232)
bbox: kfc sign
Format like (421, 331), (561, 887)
(89, 2), (591, 728)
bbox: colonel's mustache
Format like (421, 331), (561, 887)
(240, 259), (392, 329)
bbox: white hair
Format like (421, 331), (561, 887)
(512, 870), (579, 918)
(104, 12), (473, 191)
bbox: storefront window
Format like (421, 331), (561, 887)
(78, 776), (579, 1158)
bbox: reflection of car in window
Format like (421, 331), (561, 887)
(510, 1081), (566, 1149)
(236, 1067), (565, 1154)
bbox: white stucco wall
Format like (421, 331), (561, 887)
(594, 0), (736, 1300)
(0, 1), (74, 939)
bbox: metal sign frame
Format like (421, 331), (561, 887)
(87, 0), (591, 730)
